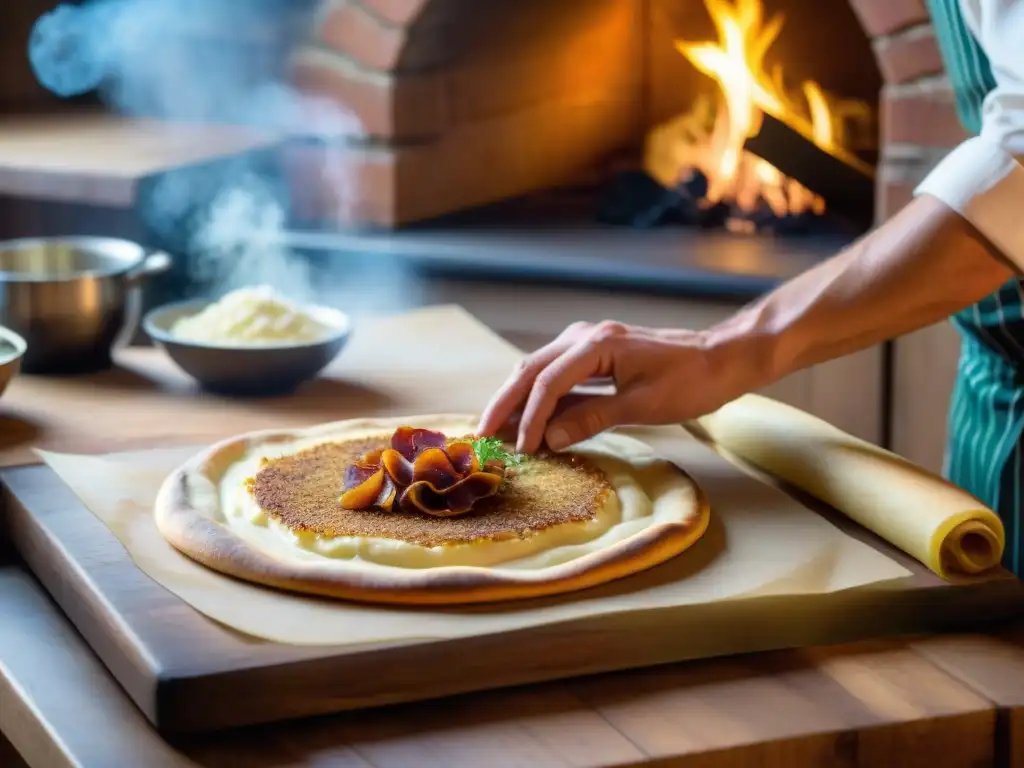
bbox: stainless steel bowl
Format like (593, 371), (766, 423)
(0, 325), (27, 399)
(0, 236), (171, 374)
(143, 299), (352, 397)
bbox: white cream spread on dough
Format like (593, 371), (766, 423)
(215, 416), (698, 571)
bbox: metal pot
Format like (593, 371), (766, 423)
(0, 236), (172, 374)
(0, 325), (27, 399)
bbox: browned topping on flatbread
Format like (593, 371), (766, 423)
(251, 436), (611, 547)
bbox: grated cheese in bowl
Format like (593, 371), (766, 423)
(171, 286), (331, 346)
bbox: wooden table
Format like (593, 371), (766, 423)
(1, 548), (1022, 768)
(0, 305), (528, 467)
(1, 305), (1023, 766)
(912, 629), (1024, 767)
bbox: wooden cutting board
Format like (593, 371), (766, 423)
(2, 304), (1022, 736)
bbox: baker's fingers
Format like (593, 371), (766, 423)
(516, 341), (605, 454)
(476, 327), (590, 436)
(552, 392), (602, 415)
(544, 392), (636, 450)
(489, 392), (603, 443)
(475, 352), (559, 437)
(490, 414), (520, 443)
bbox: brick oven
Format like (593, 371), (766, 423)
(284, 0), (897, 230)
(281, 0), (963, 233)
(0, 0), (970, 238)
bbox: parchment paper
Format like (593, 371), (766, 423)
(36, 425), (911, 646)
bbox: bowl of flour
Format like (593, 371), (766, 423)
(143, 286), (351, 396)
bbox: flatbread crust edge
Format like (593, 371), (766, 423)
(154, 414), (710, 606)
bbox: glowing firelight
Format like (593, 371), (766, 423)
(644, 0), (870, 223)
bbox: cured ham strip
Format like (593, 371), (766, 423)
(391, 427), (447, 461)
(401, 473), (505, 517)
(339, 427), (507, 517)
(445, 441), (479, 475)
(339, 467), (386, 509)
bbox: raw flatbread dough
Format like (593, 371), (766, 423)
(697, 394), (1005, 578)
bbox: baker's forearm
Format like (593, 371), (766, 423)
(704, 194), (1016, 387)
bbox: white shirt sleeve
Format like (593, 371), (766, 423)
(915, 0), (1024, 270)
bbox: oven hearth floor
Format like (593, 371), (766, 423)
(290, 191), (858, 301)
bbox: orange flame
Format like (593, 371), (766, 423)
(645, 0), (870, 222)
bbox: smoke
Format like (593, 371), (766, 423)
(28, 0), (385, 309)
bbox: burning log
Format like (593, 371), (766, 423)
(634, 0), (878, 236)
(743, 113), (875, 231)
(596, 170), (729, 229)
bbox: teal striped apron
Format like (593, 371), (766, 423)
(929, 0), (1024, 576)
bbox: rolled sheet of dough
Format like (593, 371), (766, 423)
(696, 394), (1005, 579)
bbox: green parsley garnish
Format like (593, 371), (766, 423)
(471, 436), (526, 468)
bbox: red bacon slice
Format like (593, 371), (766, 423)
(339, 427), (507, 517)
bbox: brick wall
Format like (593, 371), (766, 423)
(287, 0), (646, 227)
(850, 0), (964, 222)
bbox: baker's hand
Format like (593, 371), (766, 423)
(477, 320), (760, 454)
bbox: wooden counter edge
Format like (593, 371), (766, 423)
(0, 551), (1013, 768)
(0, 565), (189, 768)
(909, 627), (1024, 768)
